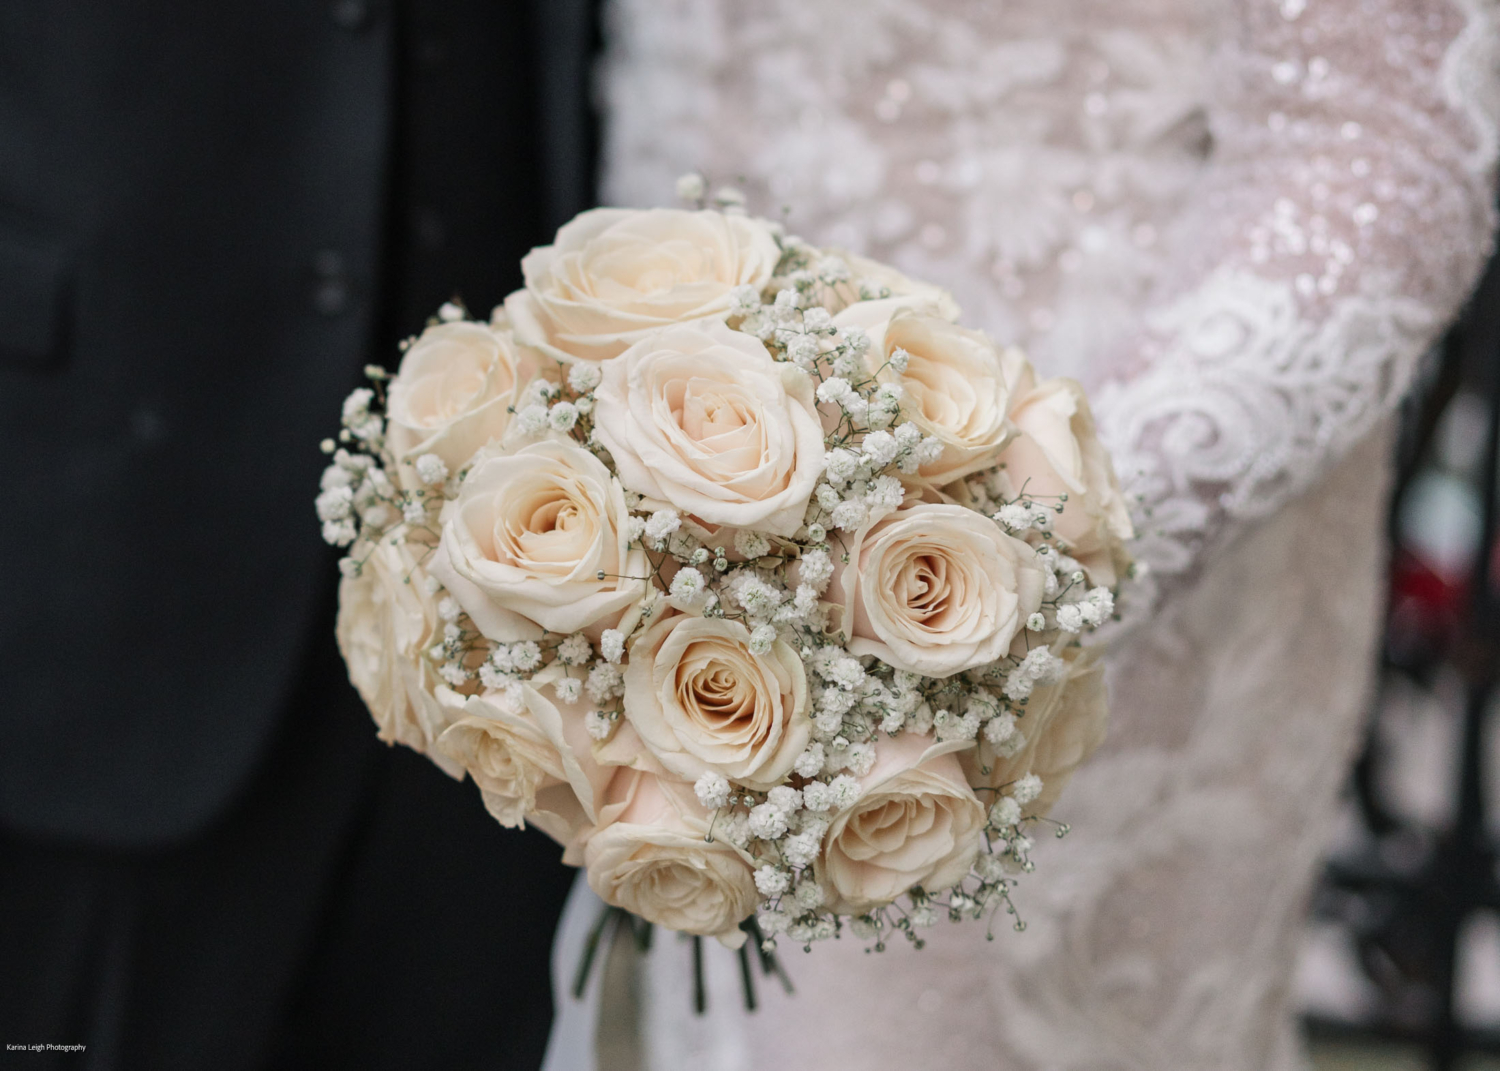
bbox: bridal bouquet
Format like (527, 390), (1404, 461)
(318, 191), (1133, 956)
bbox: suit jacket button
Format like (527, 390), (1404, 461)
(311, 250), (351, 316)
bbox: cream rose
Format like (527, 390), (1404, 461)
(336, 539), (460, 777)
(504, 207), (781, 363)
(818, 733), (985, 913)
(433, 668), (613, 857)
(999, 378), (1134, 586)
(832, 504), (1046, 678)
(871, 311), (1032, 484)
(593, 321), (824, 536)
(584, 767), (758, 944)
(623, 613), (810, 790)
(432, 439), (648, 641)
(385, 320), (528, 472)
(961, 645), (1108, 816)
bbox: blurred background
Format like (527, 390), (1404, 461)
(1294, 240), (1500, 1069)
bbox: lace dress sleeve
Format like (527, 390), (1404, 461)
(1094, 0), (1500, 607)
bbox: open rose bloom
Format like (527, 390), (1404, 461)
(321, 200), (1133, 952)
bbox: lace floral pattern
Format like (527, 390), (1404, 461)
(596, 0), (1500, 1066)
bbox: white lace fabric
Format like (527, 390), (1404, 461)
(595, 1), (1500, 1067)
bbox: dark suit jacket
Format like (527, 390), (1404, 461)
(0, 0), (595, 848)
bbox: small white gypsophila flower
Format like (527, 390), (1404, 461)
(781, 830), (820, 869)
(728, 283), (761, 316)
(1011, 774), (1044, 805)
(443, 623), (462, 642)
(786, 334), (820, 367)
(767, 785), (803, 813)
(805, 523), (827, 544)
(990, 796), (1022, 829)
(342, 387), (374, 422)
(984, 712), (1018, 746)
(422, 575), (443, 596)
(437, 301), (465, 322)
(815, 255), (850, 285)
(802, 306), (832, 333)
(793, 881), (826, 910)
(413, 453), (449, 486)
(794, 743), (826, 778)
(644, 509), (681, 546)
(322, 519), (357, 547)
(1086, 586), (1115, 619)
(437, 597), (461, 622)
(337, 556), (361, 578)
(734, 528), (772, 559)
(1055, 603), (1086, 633)
(829, 774), (861, 810)
(935, 709), (981, 743)
(888, 346), (911, 373)
(694, 771), (731, 810)
(861, 430), (899, 468)
(864, 475), (904, 512)
(515, 403), (548, 437)
(831, 350), (860, 377)
(316, 485), (354, 522)
(585, 662), (624, 703)
(567, 361), (602, 394)
(975, 854), (1007, 883)
(757, 908), (791, 936)
(873, 382), (903, 410)
(995, 503), (1033, 531)
(748, 623), (777, 656)
(599, 629), (626, 664)
(438, 662), (470, 687)
(584, 709), (614, 741)
(668, 566), (708, 606)
(800, 780), (833, 812)
(320, 464), (353, 491)
(508, 641), (542, 672)
(849, 916), (879, 941)
(623, 516), (646, 544)
(822, 447), (859, 484)
(1026, 612), (1047, 632)
(813, 708), (846, 740)
(557, 632), (592, 666)
(675, 171), (706, 201)
(815, 376), (854, 406)
(732, 574), (783, 616)
(815, 484), (842, 512)
(838, 323), (869, 352)
(830, 498), (869, 531)
(879, 708), (906, 734)
(479, 662), (516, 691)
(826, 656), (866, 691)
(755, 865), (791, 898)
(748, 802), (789, 841)
(402, 498), (427, 525)
(553, 676), (583, 704)
(798, 548), (834, 591)
(1002, 671), (1034, 701)
(547, 401), (579, 432)
(845, 741), (877, 776)
(713, 184), (746, 208)
(1018, 647), (1064, 682)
